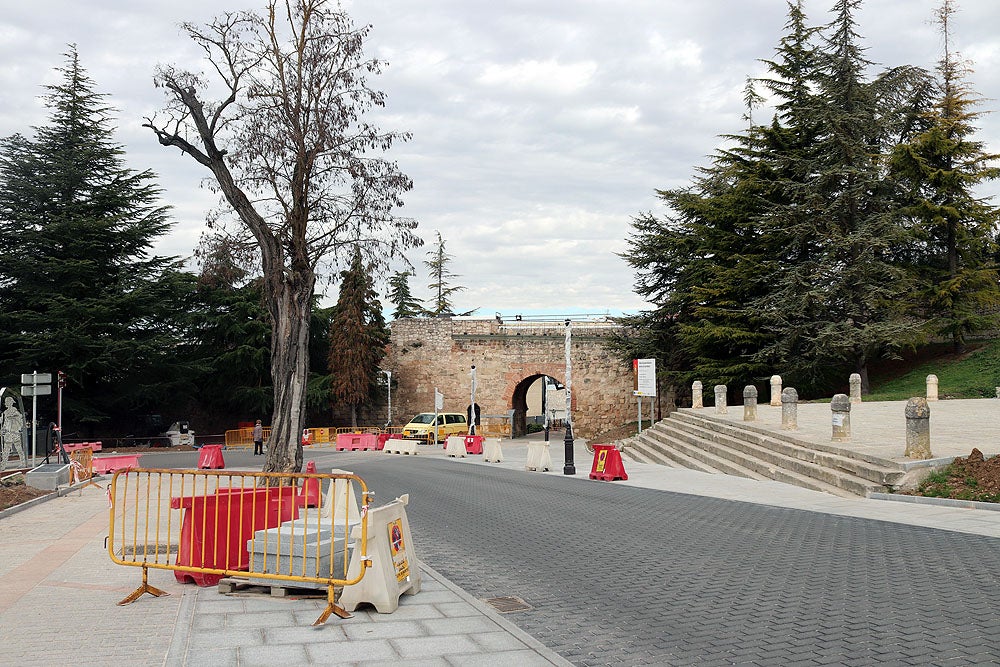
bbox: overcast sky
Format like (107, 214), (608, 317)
(3, 1), (1000, 318)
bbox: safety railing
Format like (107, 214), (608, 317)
(224, 427), (272, 449)
(107, 468), (372, 625)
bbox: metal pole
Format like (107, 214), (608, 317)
(543, 377), (549, 443)
(563, 321), (575, 475)
(469, 365), (477, 435)
(31, 370), (38, 468)
(382, 370), (392, 428)
(638, 396), (642, 435)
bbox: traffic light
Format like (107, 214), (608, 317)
(57, 370), (66, 388)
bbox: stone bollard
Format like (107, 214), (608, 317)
(904, 397), (932, 459)
(692, 381), (703, 409)
(714, 385), (728, 414)
(770, 375), (782, 406)
(926, 374), (938, 401)
(743, 385), (757, 422)
(831, 394), (851, 441)
(781, 387), (798, 430)
(849, 374), (862, 404)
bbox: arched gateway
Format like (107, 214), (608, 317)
(386, 317), (634, 440)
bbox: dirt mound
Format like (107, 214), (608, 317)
(911, 448), (1000, 502)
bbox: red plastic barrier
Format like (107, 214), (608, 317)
(464, 435), (484, 455)
(197, 444), (225, 469)
(64, 442), (102, 453)
(172, 485), (299, 586)
(298, 461), (320, 508)
(335, 432), (378, 451)
(376, 433), (392, 451)
(93, 454), (139, 474)
(589, 444), (628, 482)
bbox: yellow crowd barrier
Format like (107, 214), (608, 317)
(107, 468), (372, 625)
(224, 427), (273, 449)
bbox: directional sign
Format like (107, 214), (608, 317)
(22, 385), (52, 396)
(21, 373), (52, 385)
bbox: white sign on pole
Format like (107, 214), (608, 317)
(434, 389), (444, 411)
(633, 358), (657, 396)
(21, 385), (52, 396)
(22, 373), (52, 385)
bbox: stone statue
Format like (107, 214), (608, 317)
(0, 395), (26, 471)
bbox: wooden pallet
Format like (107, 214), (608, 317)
(217, 577), (328, 599)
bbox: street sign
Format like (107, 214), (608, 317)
(633, 358), (656, 396)
(22, 385), (52, 396)
(21, 373), (52, 384)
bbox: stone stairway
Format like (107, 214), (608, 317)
(621, 408), (906, 498)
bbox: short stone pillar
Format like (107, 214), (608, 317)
(926, 374), (938, 401)
(781, 387), (798, 431)
(692, 381), (703, 409)
(743, 385), (757, 422)
(904, 397), (932, 459)
(770, 375), (782, 406)
(714, 385), (728, 415)
(849, 374), (862, 404)
(831, 394), (851, 441)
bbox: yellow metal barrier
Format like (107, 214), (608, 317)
(107, 468), (372, 625)
(224, 427), (272, 448)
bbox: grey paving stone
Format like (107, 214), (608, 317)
(342, 620), (424, 640)
(306, 638), (399, 663)
(392, 635), (483, 659)
(238, 643), (310, 666)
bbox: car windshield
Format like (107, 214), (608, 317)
(410, 413), (435, 424)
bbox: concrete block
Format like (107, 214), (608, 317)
(25, 464), (70, 490)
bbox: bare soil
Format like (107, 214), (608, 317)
(902, 448), (1000, 503)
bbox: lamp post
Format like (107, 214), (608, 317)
(469, 364), (477, 435)
(563, 319), (575, 475)
(381, 370), (392, 428)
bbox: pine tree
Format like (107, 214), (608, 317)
(424, 231), (465, 316)
(387, 271), (424, 319)
(754, 0), (931, 393)
(0, 47), (191, 429)
(890, 0), (1000, 352)
(328, 250), (387, 426)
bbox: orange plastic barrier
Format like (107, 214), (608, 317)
(171, 485), (299, 586)
(298, 461), (320, 508)
(589, 444), (628, 481)
(197, 445), (225, 469)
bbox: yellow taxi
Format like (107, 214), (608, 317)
(402, 412), (468, 442)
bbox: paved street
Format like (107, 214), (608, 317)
(317, 452), (1000, 666)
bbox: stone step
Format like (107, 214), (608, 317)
(634, 428), (768, 481)
(669, 410), (903, 486)
(649, 418), (879, 497)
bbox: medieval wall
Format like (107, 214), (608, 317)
(386, 318), (633, 439)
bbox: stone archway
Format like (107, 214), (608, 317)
(510, 373), (562, 438)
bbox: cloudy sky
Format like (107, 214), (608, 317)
(3, 1), (1000, 319)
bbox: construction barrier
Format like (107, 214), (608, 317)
(64, 441), (102, 454)
(525, 442), (552, 471)
(383, 438), (418, 455)
(340, 494), (422, 614)
(589, 444), (628, 481)
(444, 436), (466, 458)
(224, 427), (272, 449)
(94, 454), (140, 474)
(463, 435), (484, 454)
(69, 449), (100, 487)
(336, 433), (379, 451)
(107, 467), (372, 625)
(197, 445), (225, 469)
(483, 437), (504, 463)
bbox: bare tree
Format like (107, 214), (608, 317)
(145, 0), (418, 472)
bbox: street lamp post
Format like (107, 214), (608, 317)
(381, 370), (392, 428)
(563, 319), (575, 475)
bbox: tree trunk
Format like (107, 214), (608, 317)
(263, 273), (313, 474)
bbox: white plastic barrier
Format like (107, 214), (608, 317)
(483, 437), (504, 463)
(525, 442), (552, 471)
(444, 435), (467, 458)
(322, 468), (362, 524)
(340, 494), (422, 614)
(384, 438), (418, 455)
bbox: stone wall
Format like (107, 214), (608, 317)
(386, 318), (634, 439)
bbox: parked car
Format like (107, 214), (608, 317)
(402, 412), (468, 442)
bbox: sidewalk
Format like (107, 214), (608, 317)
(2, 399), (1000, 665)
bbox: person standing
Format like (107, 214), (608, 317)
(252, 419), (264, 456)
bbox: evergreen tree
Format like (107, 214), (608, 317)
(0, 47), (191, 429)
(387, 270), (424, 319)
(328, 250), (387, 426)
(424, 231), (465, 316)
(754, 0), (931, 392)
(890, 0), (1000, 352)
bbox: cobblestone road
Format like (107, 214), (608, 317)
(326, 453), (1000, 667)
